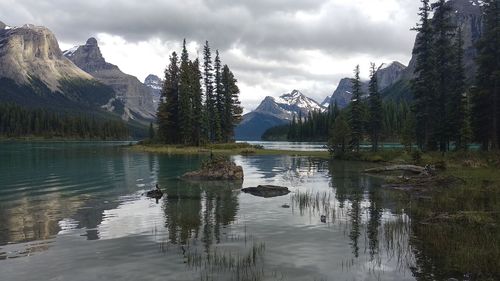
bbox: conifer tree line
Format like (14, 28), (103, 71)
(263, 78), (412, 149)
(412, 0), (499, 151)
(156, 40), (242, 145)
(0, 103), (129, 139)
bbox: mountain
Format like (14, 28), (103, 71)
(235, 90), (324, 140)
(404, 0), (482, 81)
(328, 61), (406, 108)
(64, 38), (156, 121)
(386, 0), (483, 100)
(144, 74), (162, 109)
(0, 21), (119, 111)
(320, 96), (332, 108)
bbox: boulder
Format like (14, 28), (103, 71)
(242, 185), (290, 198)
(182, 158), (244, 181)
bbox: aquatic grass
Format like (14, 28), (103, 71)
(291, 190), (336, 221)
(185, 242), (266, 281)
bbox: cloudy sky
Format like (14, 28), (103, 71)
(1, 0), (420, 112)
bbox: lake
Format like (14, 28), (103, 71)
(0, 142), (439, 280)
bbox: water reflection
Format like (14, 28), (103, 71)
(2, 143), (486, 280)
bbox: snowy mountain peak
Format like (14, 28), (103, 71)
(276, 90), (324, 111)
(144, 74), (163, 90)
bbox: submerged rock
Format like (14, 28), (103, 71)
(242, 185), (290, 198)
(182, 158), (244, 181)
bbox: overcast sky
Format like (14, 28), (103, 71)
(1, 0), (420, 112)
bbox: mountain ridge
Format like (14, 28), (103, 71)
(64, 38), (156, 121)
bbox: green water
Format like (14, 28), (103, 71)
(0, 142), (465, 280)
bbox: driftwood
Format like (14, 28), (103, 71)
(364, 165), (426, 174)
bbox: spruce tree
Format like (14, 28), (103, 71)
(432, 0), (456, 151)
(157, 52), (180, 144)
(213, 50), (223, 142)
(449, 27), (468, 150)
(328, 113), (351, 156)
(191, 58), (204, 146)
(203, 41), (216, 142)
(178, 39), (193, 144)
(368, 63), (382, 152)
(149, 122), (155, 140)
(473, 0), (500, 150)
(411, 0), (437, 151)
(220, 65), (242, 142)
(350, 65), (364, 152)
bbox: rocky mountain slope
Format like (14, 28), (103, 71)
(144, 74), (162, 109)
(403, 0), (483, 81)
(325, 61), (406, 108)
(0, 22), (94, 91)
(64, 38), (156, 121)
(0, 21), (118, 111)
(235, 90), (324, 140)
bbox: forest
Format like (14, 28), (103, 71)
(0, 103), (129, 139)
(155, 40), (243, 146)
(264, 0), (499, 154)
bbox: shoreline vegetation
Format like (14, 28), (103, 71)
(131, 142), (330, 158)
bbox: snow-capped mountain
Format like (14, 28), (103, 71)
(235, 90), (325, 140)
(144, 74), (163, 108)
(276, 90), (325, 113)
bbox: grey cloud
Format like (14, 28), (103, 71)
(1, 0), (419, 107)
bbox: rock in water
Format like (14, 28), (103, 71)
(182, 158), (244, 181)
(242, 185), (290, 198)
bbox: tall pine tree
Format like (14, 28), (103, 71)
(178, 39), (193, 144)
(157, 52), (180, 144)
(191, 58), (204, 146)
(411, 0), (437, 151)
(368, 63), (382, 152)
(473, 0), (500, 150)
(213, 50), (223, 142)
(220, 65), (243, 142)
(350, 65), (364, 152)
(432, 0), (456, 152)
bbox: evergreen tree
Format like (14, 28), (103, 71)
(328, 113), (351, 156)
(191, 58), (204, 146)
(213, 50), (223, 142)
(350, 65), (364, 152)
(220, 65), (243, 142)
(178, 39), (193, 144)
(401, 113), (416, 152)
(411, 0), (437, 151)
(149, 122), (155, 140)
(473, 0), (500, 150)
(157, 52), (180, 144)
(368, 63), (382, 151)
(432, 0), (456, 151)
(203, 41), (216, 142)
(449, 27), (468, 150)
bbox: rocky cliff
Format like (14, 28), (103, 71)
(144, 74), (162, 109)
(65, 38), (156, 120)
(0, 22), (93, 91)
(328, 61), (406, 108)
(403, 0), (483, 81)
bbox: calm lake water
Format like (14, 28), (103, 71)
(0, 142), (418, 280)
